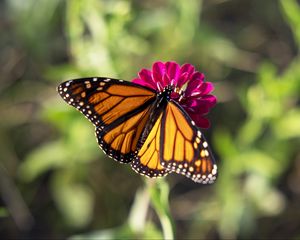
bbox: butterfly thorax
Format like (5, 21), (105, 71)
(157, 83), (191, 107)
(157, 84), (173, 102)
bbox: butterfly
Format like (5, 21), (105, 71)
(57, 77), (217, 184)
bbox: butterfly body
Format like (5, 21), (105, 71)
(58, 77), (217, 184)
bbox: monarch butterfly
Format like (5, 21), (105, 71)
(58, 62), (217, 184)
(58, 74), (217, 184)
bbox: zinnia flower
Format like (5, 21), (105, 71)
(132, 61), (217, 128)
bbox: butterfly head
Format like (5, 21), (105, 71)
(157, 84), (174, 101)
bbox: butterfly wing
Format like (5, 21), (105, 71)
(58, 77), (156, 163)
(160, 101), (217, 184)
(131, 111), (170, 177)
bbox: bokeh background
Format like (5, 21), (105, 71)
(1, 0), (300, 239)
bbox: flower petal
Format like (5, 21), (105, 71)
(180, 63), (195, 76)
(165, 61), (180, 84)
(139, 69), (152, 82)
(132, 78), (156, 89)
(190, 82), (215, 97)
(183, 99), (210, 114)
(185, 79), (202, 96)
(184, 72), (205, 95)
(162, 73), (170, 86)
(199, 82), (214, 95)
(138, 69), (157, 88)
(201, 95), (217, 107)
(190, 95), (217, 108)
(177, 63), (195, 86)
(187, 112), (210, 129)
(152, 61), (166, 87)
(191, 71), (205, 82)
(195, 116), (210, 129)
(177, 72), (189, 88)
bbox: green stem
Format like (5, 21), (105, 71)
(147, 178), (175, 240)
(128, 186), (150, 233)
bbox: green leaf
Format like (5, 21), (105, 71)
(273, 108), (300, 139)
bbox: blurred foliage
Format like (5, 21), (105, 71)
(1, 0), (300, 239)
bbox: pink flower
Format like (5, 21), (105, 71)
(132, 61), (216, 128)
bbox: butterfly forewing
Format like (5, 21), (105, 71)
(58, 78), (156, 127)
(58, 77), (157, 163)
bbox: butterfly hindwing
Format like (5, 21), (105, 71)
(96, 103), (153, 163)
(131, 112), (170, 177)
(58, 77), (156, 163)
(160, 101), (217, 184)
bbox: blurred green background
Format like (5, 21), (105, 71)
(1, 0), (300, 239)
